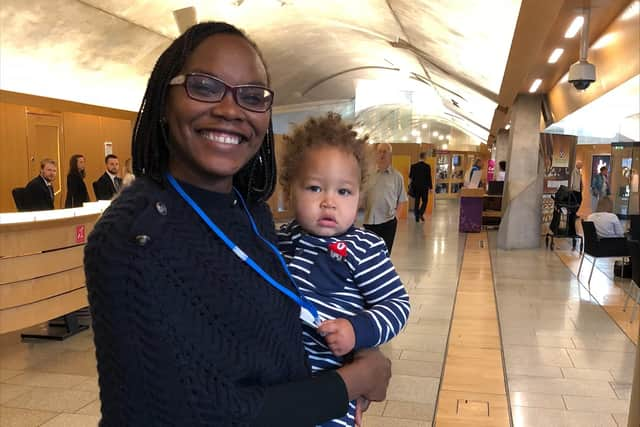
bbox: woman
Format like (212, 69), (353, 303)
(84, 22), (390, 426)
(64, 154), (90, 208)
(121, 157), (135, 188)
(464, 158), (483, 188)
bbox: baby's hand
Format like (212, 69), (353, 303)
(317, 318), (355, 356)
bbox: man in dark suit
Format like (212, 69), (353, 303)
(93, 154), (122, 200)
(409, 152), (433, 222)
(24, 158), (57, 211)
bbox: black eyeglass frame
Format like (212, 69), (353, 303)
(168, 72), (274, 113)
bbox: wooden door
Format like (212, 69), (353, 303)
(26, 113), (63, 204)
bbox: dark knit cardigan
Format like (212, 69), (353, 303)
(84, 177), (348, 426)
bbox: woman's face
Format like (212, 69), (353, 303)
(166, 34), (271, 193)
(76, 156), (86, 171)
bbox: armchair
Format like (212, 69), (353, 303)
(623, 239), (640, 322)
(577, 221), (629, 284)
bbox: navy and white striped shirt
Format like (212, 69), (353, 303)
(278, 221), (410, 372)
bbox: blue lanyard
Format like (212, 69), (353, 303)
(166, 174), (320, 327)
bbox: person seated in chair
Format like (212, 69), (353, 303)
(93, 154), (121, 200)
(24, 158), (57, 211)
(587, 197), (624, 238)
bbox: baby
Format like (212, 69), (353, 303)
(277, 113), (410, 427)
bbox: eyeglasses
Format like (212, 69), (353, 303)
(169, 73), (274, 113)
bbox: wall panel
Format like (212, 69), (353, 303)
(0, 103), (29, 212)
(100, 116), (133, 165)
(63, 112), (108, 202)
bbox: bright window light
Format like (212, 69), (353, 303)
(565, 16), (584, 38)
(547, 48), (564, 64)
(529, 79), (542, 93)
(622, 1), (639, 20)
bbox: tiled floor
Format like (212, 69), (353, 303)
(490, 233), (636, 427)
(1, 199), (637, 426)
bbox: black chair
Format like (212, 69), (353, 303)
(629, 215), (640, 241)
(623, 239), (640, 322)
(577, 221), (629, 284)
(11, 187), (28, 212)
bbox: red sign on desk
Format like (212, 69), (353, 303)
(75, 225), (86, 243)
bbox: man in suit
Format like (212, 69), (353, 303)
(24, 158), (57, 211)
(93, 154), (122, 200)
(409, 152), (433, 222)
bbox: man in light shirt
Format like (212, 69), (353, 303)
(586, 197), (624, 238)
(363, 143), (408, 254)
(570, 160), (583, 210)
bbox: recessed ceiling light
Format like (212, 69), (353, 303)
(421, 123), (428, 129)
(411, 129), (419, 136)
(529, 79), (542, 93)
(565, 16), (584, 38)
(547, 48), (564, 64)
(432, 131), (439, 137)
(505, 124), (511, 130)
(438, 135), (444, 141)
(402, 136), (408, 141)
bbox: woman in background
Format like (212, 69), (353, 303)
(122, 157), (135, 188)
(64, 154), (90, 208)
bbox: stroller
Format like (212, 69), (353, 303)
(545, 185), (583, 251)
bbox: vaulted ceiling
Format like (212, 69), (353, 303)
(0, 0), (635, 143)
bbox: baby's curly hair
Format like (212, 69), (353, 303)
(280, 112), (370, 194)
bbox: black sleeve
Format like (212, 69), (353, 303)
(426, 164), (432, 189)
(66, 175), (78, 208)
(253, 371), (349, 426)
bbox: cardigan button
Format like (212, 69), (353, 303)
(155, 202), (168, 216)
(135, 235), (151, 246)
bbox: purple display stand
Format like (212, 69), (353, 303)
(459, 188), (484, 233)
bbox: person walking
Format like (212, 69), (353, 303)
(363, 143), (408, 254)
(409, 152), (432, 222)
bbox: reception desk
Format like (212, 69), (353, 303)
(0, 202), (108, 337)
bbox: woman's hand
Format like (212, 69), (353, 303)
(336, 348), (391, 402)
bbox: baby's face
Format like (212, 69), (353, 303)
(291, 146), (360, 237)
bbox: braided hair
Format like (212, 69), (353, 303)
(131, 21), (276, 203)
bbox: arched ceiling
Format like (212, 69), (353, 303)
(0, 0), (634, 143)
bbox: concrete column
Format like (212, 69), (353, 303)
(497, 95), (543, 249)
(495, 129), (509, 165)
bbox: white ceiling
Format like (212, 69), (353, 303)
(0, 0), (523, 141)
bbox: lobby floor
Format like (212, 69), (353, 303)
(0, 199), (637, 427)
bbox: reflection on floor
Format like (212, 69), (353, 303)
(491, 233), (637, 427)
(0, 199), (637, 427)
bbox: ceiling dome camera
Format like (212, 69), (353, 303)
(569, 60), (596, 91)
